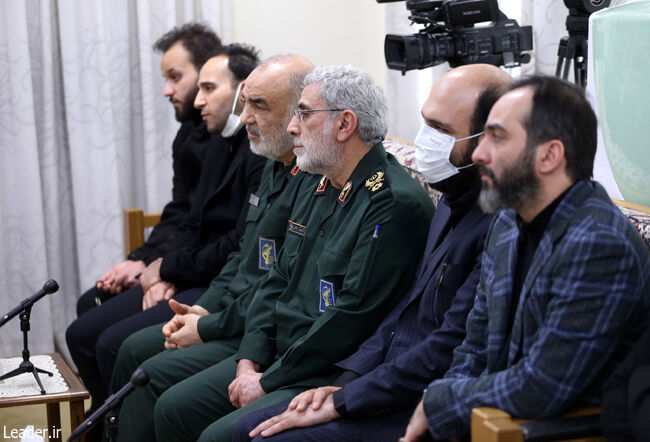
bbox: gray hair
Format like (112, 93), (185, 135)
(303, 65), (388, 146)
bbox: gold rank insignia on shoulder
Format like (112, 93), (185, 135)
(365, 170), (386, 193)
(318, 279), (336, 313)
(258, 237), (276, 271)
(290, 165), (300, 176)
(287, 220), (306, 236)
(316, 176), (329, 193)
(338, 180), (352, 203)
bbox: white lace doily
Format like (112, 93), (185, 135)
(0, 355), (69, 397)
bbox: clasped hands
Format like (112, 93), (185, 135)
(96, 259), (145, 294)
(249, 390), (434, 441)
(248, 385), (341, 438)
(95, 257), (178, 310)
(162, 299), (208, 349)
(137, 258), (176, 310)
(229, 359), (266, 409)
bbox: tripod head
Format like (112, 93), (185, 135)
(556, 0), (611, 88)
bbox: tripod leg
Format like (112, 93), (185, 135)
(0, 366), (27, 381)
(574, 39), (589, 88)
(34, 366), (54, 377)
(556, 37), (568, 77)
(563, 38), (577, 81)
(31, 369), (47, 394)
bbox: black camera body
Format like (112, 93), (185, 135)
(380, 0), (533, 73)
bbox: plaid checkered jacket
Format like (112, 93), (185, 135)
(423, 180), (650, 438)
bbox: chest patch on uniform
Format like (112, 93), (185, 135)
(318, 279), (337, 313)
(365, 170), (386, 193)
(290, 165), (300, 176)
(287, 220), (306, 236)
(249, 193), (260, 207)
(258, 237), (276, 271)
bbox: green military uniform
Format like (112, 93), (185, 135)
(112, 158), (317, 441)
(154, 142), (435, 442)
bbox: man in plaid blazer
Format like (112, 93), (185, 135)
(402, 75), (650, 441)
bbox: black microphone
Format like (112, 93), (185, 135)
(0, 279), (59, 328)
(67, 368), (150, 442)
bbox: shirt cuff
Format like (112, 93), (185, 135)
(332, 388), (348, 417)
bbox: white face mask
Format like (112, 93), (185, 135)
(221, 82), (243, 138)
(414, 124), (483, 183)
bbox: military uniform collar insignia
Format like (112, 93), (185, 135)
(290, 165), (300, 176)
(338, 180), (353, 204)
(316, 176), (329, 193)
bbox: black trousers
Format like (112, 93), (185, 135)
(65, 285), (206, 409)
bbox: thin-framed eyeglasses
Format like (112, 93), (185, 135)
(293, 109), (344, 123)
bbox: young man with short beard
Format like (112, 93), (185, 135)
(66, 40), (265, 435)
(402, 76), (650, 441)
(81, 23), (222, 308)
(66, 22), (222, 420)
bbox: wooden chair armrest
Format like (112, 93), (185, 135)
(123, 208), (162, 256)
(472, 406), (603, 442)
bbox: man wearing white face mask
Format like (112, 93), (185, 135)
(233, 64), (511, 442)
(195, 46), (249, 137)
(137, 43), (264, 308)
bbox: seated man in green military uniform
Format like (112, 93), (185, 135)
(109, 53), (317, 439)
(117, 64), (435, 442)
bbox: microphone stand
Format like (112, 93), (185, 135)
(0, 279), (59, 394)
(67, 368), (150, 442)
(0, 305), (53, 394)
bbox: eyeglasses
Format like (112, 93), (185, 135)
(293, 109), (344, 122)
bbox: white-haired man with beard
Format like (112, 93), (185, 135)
(122, 65), (434, 442)
(109, 54), (318, 441)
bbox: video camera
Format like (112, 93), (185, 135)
(377, 0), (533, 73)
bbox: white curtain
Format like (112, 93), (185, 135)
(0, 0), (231, 360)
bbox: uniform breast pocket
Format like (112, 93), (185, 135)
(282, 232), (303, 259)
(315, 249), (351, 314)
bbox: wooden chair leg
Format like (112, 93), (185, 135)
(46, 403), (62, 442)
(69, 399), (86, 442)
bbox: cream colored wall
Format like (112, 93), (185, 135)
(231, 0), (387, 90)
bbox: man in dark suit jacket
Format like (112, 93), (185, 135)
(233, 64), (511, 442)
(401, 76), (650, 441)
(66, 44), (265, 426)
